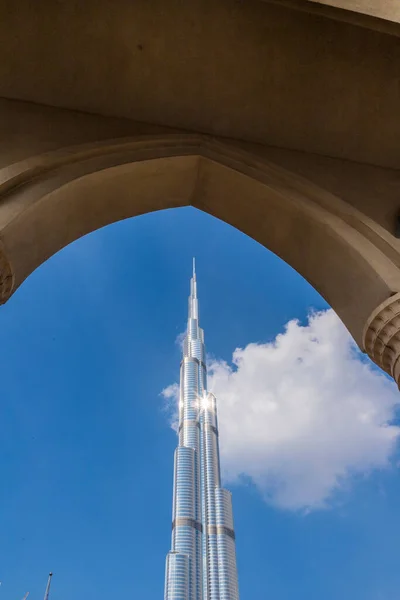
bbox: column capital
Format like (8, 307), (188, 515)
(363, 293), (400, 387)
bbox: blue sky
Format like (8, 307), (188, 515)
(1, 207), (400, 600)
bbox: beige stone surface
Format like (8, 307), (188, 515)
(263, 0), (400, 35)
(308, 0), (400, 23)
(243, 143), (400, 234)
(0, 98), (180, 170)
(0, 0), (399, 168)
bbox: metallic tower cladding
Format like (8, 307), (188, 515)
(165, 262), (239, 600)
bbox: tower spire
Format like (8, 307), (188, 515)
(189, 259), (198, 319)
(43, 573), (52, 600)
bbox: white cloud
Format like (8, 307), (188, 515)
(162, 310), (400, 511)
(175, 330), (186, 350)
(162, 383), (180, 432)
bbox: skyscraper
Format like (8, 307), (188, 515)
(164, 262), (239, 600)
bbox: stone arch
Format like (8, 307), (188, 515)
(1, 134), (400, 384)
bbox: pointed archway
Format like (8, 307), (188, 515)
(1, 134), (400, 385)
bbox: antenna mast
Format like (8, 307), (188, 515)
(43, 573), (53, 600)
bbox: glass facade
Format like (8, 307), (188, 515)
(165, 264), (240, 600)
(165, 552), (190, 600)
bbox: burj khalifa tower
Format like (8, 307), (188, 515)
(164, 262), (240, 600)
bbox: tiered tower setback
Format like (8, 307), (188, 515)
(164, 263), (239, 600)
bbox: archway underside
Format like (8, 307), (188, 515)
(1, 134), (400, 386)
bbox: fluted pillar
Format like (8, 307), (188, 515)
(363, 293), (400, 388)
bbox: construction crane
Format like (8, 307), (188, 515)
(43, 573), (52, 600)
